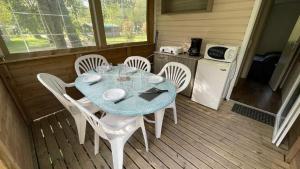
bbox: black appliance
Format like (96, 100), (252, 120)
(188, 38), (202, 56)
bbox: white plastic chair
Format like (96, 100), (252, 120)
(64, 94), (149, 169)
(37, 73), (100, 144)
(124, 56), (151, 72)
(75, 54), (109, 76)
(158, 62), (191, 124)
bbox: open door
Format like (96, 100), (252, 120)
(269, 17), (300, 91)
(272, 68), (300, 146)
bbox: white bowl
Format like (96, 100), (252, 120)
(82, 74), (102, 83)
(148, 75), (164, 84)
(102, 88), (126, 102)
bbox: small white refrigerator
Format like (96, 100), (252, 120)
(191, 59), (233, 110)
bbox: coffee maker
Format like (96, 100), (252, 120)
(188, 38), (202, 56)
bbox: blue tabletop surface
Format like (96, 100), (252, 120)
(75, 66), (177, 116)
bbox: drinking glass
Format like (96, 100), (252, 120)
(96, 65), (105, 74)
(104, 62), (113, 72)
(117, 64), (130, 81)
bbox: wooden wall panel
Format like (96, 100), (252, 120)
(289, 117), (300, 149)
(155, 0), (255, 53)
(0, 44), (155, 121)
(0, 77), (34, 169)
(5, 55), (76, 120)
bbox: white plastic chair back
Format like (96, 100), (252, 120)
(158, 62), (191, 93)
(64, 94), (109, 140)
(37, 73), (76, 115)
(124, 56), (151, 72)
(75, 54), (108, 76)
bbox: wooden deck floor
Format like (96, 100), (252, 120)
(32, 95), (289, 169)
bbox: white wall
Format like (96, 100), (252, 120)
(256, 1), (300, 54)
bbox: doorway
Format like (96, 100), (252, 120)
(231, 0), (300, 114)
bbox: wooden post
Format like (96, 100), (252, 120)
(147, 0), (155, 44)
(90, 0), (107, 48)
(0, 34), (9, 59)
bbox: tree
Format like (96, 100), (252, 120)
(58, 0), (82, 47)
(0, 0), (12, 25)
(122, 19), (134, 39)
(36, 0), (67, 48)
(6, 0), (46, 39)
(102, 2), (121, 25)
(1, 0), (84, 49)
(0, 0), (12, 39)
(132, 0), (146, 33)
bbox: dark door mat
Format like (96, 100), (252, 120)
(232, 103), (275, 126)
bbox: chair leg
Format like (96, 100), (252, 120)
(172, 101), (177, 124)
(140, 117), (149, 152)
(74, 115), (86, 144)
(94, 132), (100, 155)
(110, 139), (124, 169)
(154, 109), (165, 138)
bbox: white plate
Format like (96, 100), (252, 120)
(125, 67), (138, 74)
(148, 75), (164, 84)
(102, 88), (126, 102)
(82, 74), (102, 83)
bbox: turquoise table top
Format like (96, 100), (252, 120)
(75, 66), (177, 116)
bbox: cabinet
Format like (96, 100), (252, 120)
(154, 52), (201, 97)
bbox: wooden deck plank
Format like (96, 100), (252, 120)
(179, 103), (286, 167)
(181, 96), (287, 155)
(133, 133), (183, 169)
(134, 127), (204, 169)
(169, 105), (288, 169)
(32, 121), (52, 169)
(122, 140), (154, 169)
(176, 97), (287, 161)
(177, 97), (273, 144)
(178, 97), (273, 137)
(50, 114), (96, 169)
(40, 118), (68, 169)
(84, 141), (111, 169)
(136, 126), (216, 169)
(45, 116), (81, 169)
(145, 120), (241, 169)
(173, 102), (289, 169)
(56, 112), (110, 169)
(32, 96), (289, 169)
(163, 113), (270, 169)
(127, 136), (168, 169)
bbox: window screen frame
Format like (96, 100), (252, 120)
(95, 0), (152, 48)
(0, 0), (154, 60)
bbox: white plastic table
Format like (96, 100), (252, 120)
(75, 66), (177, 138)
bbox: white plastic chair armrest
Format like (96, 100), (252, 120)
(65, 82), (75, 88)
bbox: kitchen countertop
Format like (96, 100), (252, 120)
(154, 51), (203, 60)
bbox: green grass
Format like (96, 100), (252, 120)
(5, 34), (147, 53)
(6, 37), (51, 53)
(106, 34), (147, 45)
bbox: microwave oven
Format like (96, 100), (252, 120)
(204, 44), (239, 63)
